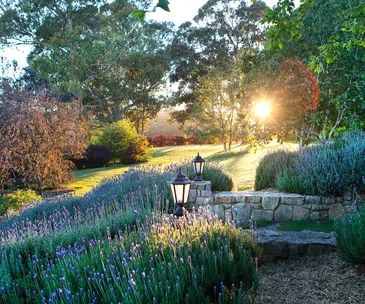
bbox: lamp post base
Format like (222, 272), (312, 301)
(193, 175), (203, 182)
(173, 204), (185, 217)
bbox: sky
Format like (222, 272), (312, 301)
(0, 0), (280, 77)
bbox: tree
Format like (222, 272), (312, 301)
(0, 0), (173, 125)
(187, 66), (243, 153)
(169, 0), (267, 125)
(261, 0), (365, 142)
(0, 79), (86, 192)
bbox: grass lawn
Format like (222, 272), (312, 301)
(68, 141), (298, 195)
(276, 219), (335, 233)
(68, 164), (130, 195)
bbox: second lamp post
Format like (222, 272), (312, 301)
(192, 153), (205, 181)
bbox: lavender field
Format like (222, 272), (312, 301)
(0, 161), (260, 303)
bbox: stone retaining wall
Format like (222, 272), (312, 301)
(187, 181), (360, 223)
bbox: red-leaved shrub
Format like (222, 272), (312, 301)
(170, 134), (187, 146)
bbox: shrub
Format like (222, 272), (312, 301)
(335, 202), (365, 265)
(187, 135), (200, 145)
(69, 156), (88, 170)
(278, 131), (365, 195)
(0, 83), (86, 191)
(255, 130), (365, 195)
(0, 189), (41, 215)
(170, 134), (187, 146)
(150, 133), (170, 147)
(178, 160), (234, 191)
(92, 120), (138, 162)
(120, 136), (154, 164)
(254, 148), (296, 190)
(274, 169), (306, 194)
(85, 144), (112, 168)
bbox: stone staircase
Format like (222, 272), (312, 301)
(254, 227), (337, 262)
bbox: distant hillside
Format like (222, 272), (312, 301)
(145, 111), (183, 137)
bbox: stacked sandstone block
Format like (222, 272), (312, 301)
(186, 181), (213, 211)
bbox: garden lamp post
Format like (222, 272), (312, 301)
(169, 168), (192, 217)
(192, 153), (205, 182)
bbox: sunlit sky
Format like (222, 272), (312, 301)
(0, 0), (281, 77)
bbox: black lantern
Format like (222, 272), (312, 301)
(192, 153), (205, 181)
(169, 168), (192, 217)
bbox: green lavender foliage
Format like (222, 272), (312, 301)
(335, 202), (365, 265)
(254, 148), (296, 190)
(255, 130), (365, 195)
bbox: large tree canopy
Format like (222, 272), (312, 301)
(253, 0), (365, 144)
(0, 0), (174, 128)
(168, 0), (267, 126)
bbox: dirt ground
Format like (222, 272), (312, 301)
(259, 253), (365, 304)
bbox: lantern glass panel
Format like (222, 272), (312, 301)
(171, 183), (189, 203)
(193, 161), (205, 175)
(183, 183), (191, 203)
(170, 184), (177, 203)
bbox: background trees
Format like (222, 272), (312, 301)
(187, 66), (244, 152)
(0, 0), (173, 128)
(169, 0), (267, 126)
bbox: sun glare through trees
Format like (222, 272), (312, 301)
(253, 101), (272, 120)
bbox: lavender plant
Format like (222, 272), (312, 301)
(0, 212), (261, 303)
(254, 148), (296, 191)
(0, 160), (238, 302)
(334, 201), (365, 265)
(255, 130), (365, 195)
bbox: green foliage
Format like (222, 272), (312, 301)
(157, 0), (170, 12)
(92, 120), (143, 163)
(120, 136), (154, 164)
(335, 203), (365, 265)
(254, 148), (296, 190)
(278, 219), (334, 233)
(169, 0), (267, 125)
(178, 161), (234, 192)
(274, 169), (306, 194)
(0, 190), (40, 216)
(260, 0), (365, 143)
(187, 65), (244, 153)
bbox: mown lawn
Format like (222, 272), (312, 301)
(68, 141), (298, 195)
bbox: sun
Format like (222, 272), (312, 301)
(253, 101), (271, 120)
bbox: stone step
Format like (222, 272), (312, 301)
(251, 229), (337, 262)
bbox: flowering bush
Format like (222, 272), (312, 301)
(0, 161), (255, 303)
(0, 212), (260, 303)
(255, 130), (365, 195)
